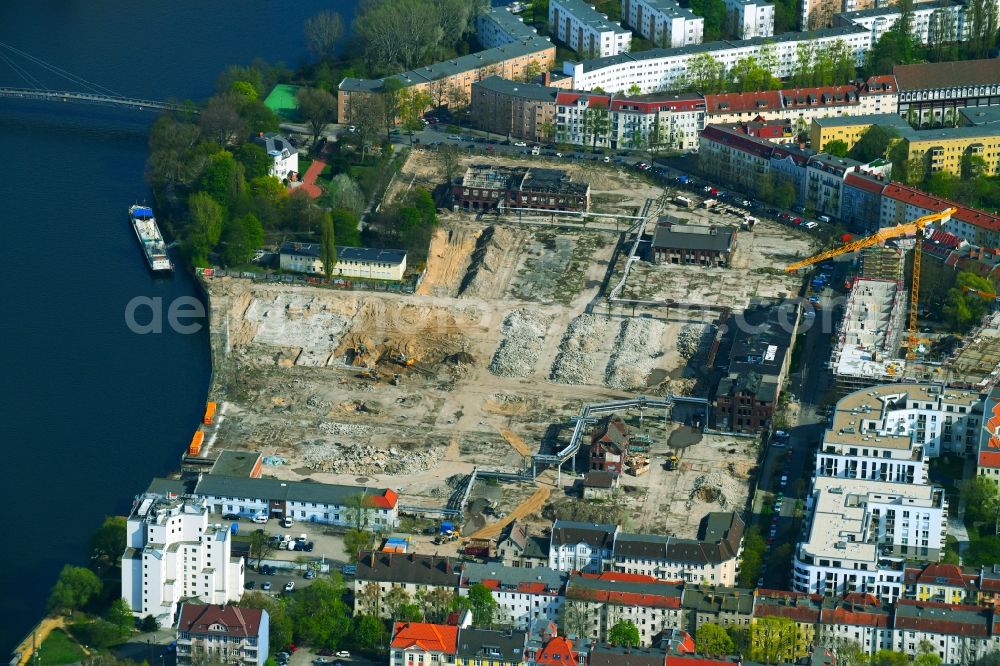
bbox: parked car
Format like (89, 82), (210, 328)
(335, 652), (351, 659)
(223, 513), (239, 520)
(245, 581), (256, 590)
(262, 581), (272, 591)
(513, 141), (527, 147)
(281, 517), (294, 528)
(304, 569), (316, 579)
(284, 581), (295, 592)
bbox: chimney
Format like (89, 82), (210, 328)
(543, 71), (551, 86)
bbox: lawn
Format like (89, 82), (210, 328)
(39, 629), (86, 666)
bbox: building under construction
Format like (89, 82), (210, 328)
(831, 277), (909, 394)
(451, 164), (590, 212)
(859, 243), (904, 282)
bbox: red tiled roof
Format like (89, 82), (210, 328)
(979, 451), (1000, 467)
(666, 656), (738, 666)
(518, 581), (547, 594)
(780, 85), (859, 109)
(391, 622), (459, 653)
(894, 600), (990, 637)
(368, 488), (399, 509)
(842, 593), (881, 606)
(701, 125), (774, 160)
(610, 95), (705, 113)
(177, 604), (264, 638)
(864, 74), (897, 93)
(820, 607), (889, 627)
(705, 90), (782, 114)
(844, 172), (887, 196)
(556, 91), (610, 108)
(883, 183), (1000, 234)
(929, 230), (962, 248)
(535, 636), (578, 666)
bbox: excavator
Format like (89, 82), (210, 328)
(785, 207), (957, 360)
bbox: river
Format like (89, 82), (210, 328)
(0, 0), (357, 652)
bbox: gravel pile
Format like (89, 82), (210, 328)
(605, 318), (666, 390)
(550, 314), (601, 384)
(318, 421), (373, 437)
(301, 441), (436, 475)
(677, 324), (714, 360)
(686, 471), (743, 511)
(489, 309), (552, 377)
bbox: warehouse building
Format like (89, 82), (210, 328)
(650, 218), (738, 267)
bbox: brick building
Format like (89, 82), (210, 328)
(451, 165), (590, 213)
(471, 76), (559, 143)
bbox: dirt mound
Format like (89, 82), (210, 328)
(459, 225), (520, 298)
(445, 351), (476, 365)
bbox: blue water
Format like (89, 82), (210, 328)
(0, 0), (357, 652)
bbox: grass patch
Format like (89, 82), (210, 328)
(39, 629), (86, 666)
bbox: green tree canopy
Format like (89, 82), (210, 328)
(90, 516), (126, 565)
(944, 272), (996, 332)
(823, 140), (850, 158)
(297, 87), (339, 145)
(750, 616), (799, 664)
(200, 150), (247, 211)
(872, 650), (911, 666)
(329, 174), (368, 218)
(235, 143), (273, 180)
(696, 623), (736, 656)
(241, 591), (293, 651)
(467, 583), (500, 626)
(48, 565), (102, 614)
(187, 191), (227, 263)
(288, 578), (352, 649)
(848, 125), (899, 163)
(107, 598), (134, 637)
(320, 212), (338, 278)
(220, 213), (265, 267)
(344, 529), (372, 562)
(607, 620), (641, 647)
(354, 614), (387, 649)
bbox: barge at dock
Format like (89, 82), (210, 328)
(129, 204), (173, 272)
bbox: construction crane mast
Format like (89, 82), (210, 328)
(785, 207), (956, 360)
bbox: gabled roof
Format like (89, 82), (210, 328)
(356, 551), (461, 587)
(556, 91), (611, 108)
(894, 599), (992, 637)
(566, 572), (684, 608)
(391, 622), (459, 654)
(893, 58), (1000, 92)
(705, 90), (782, 114)
(904, 563), (977, 589)
(551, 520), (617, 548)
(194, 474), (399, 510)
(780, 85), (859, 109)
(700, 125), (774, 160)
(534, 636), (578, 666)
(457, 627), (525, 661)
(177, 603), (264, 638)
(844, 172), (888, 196)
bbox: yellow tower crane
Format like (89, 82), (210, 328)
(784, 207), (957, 360)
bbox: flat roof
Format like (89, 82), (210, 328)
(211, 450), (262, 478)
(279, 242), (406, 265)
(833, 278), (907, 381)
(837, 0), (956, 19)
(802, 476), (944, 563)
(632, 0), (700, 19)
(480, 5), (540, 41)
(812, 113), (911, 130)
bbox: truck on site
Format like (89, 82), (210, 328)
(701, 199), (718, 209)
(674, 195), (693, 208)
(677, 175), (690, 185)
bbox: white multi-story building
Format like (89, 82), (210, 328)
(564, 573), (685, 646)
(555, 90), (705, 151)
(477, 5), (543, 48)
(193, 474), (400, 531)
(792, 476), (949, 601)
(550, 0), (632, 58)
(251, 133), (298, 180)
(621, 0), (704, 47)
(278, 242), (408, 282)
(834, 0), (967, 46)
(460, 563), (566, 629)
(725, 0), (775, 38)
(548, 521), (618, 573)
(122, 494), (245, 625)
(563, 25), (872, 94)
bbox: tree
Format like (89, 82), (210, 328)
(560, 600), (594, 639)
(199, 93), (247, 146)
(288, 578), (352, 649)
(329, 174), (368, 219)
(689, 0), (727, 40)
(467, 583), (500, 626)
(249, 529), (274, 567)
(684, 52), (725, 93)
(344, 529), (372, 562)
(436, 143), (463, 187)
(915, 640), (943, 666)
(925, 171), (958, 198)
(962, 154), (989, 180)
(305, 11), (343, 62)
(750, 616), (800, 664)
(582, 106), (610, 152)
(834, 640), (869, 666)
(187, 191), (227, 261)
(47, 565), (102, 614)
(849, 125), (899, 163)
(607, 620), (640, 647)
(234, 142), (273, 180)
(351, 93), (384, 162)
(242, 592), (293, 651)
(871, 650), (911, 666)
(90, 516), (126, 566)
(541, 119), (557, 144)
(320, 212), (338, 278)
(399, 88), (433, 141)
(354, 614), (387, 650)
(737, 529), (766, 588)
(422, 588), (456, 623)
(221, 213), (265, 267)
(966, 0), (999, 58)
(791, 42), (815, 87)
(961, 474), (1000, 523)
(297, 87), (338, 146)
(107, 598), (134, 638)
(385, 586), (414, 618)
(823, 140), (850, 158)
(696, 623), (736, 656)
(627, 83), (642, 96)
(353, 0), (445, 75)
(139, 615), (159, 632)
(200, 150), (247, 211)
(249, 175), (288, 228)
(397, 604), (424, 622)
(522, 60), (543, 83)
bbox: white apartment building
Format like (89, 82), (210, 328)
(563, 25), (872, 94)
(193, 474), (400, 531)
(548, 521), (618, 573)
(792, 476), (949, 601)
(477, 5), (542, 48)
(835, 0), (966, 46)
(460, 563), (566, 629)
(122, 494), (245, 625)
(555, 90), (705, 151)
(550, 0), (632, 59)
(726, 0), (775, 38)
(621, 0), (704, 47)
(564, 573), (685, 646)
(353, 552), (461, 618)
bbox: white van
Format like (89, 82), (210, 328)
(252, 514), (268, 524)
(530, 146), (540, 155)
(817, 215), (831, 223)
(803, 221), (819, 230)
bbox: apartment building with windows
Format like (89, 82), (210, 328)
(459, 563), (567, 630)
(621, 0), (704, 47)
(477, 5), (544, 49)
(698, 125), (774, 193)
(894, 58), (1000, 129)
(121, 494), (245, 625)
(176, 604), (268, 666)
(814, 593), (893, 656)
(471, 76), (559, 144)
(979, 390), (1000, 485)
(834, 0), (965, 45)
(805, 153), (862, 219)
(390, 622), (460, 666)
(279, 243), (408, 282)
(549, 521), (618, 573)
(903, 563), (980, 605)
(456, 628), (527, 666)
(564, 572), (685, 646)
(550, 0), (632, 58)
(354, 552), (461, 617)
(792, 475), (949, 600)
(563, 25), (872, 94)
(496, 522), (551, 569)
(725, 0), (775, 38)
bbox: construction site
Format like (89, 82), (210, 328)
(197, 151), (776, 538)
